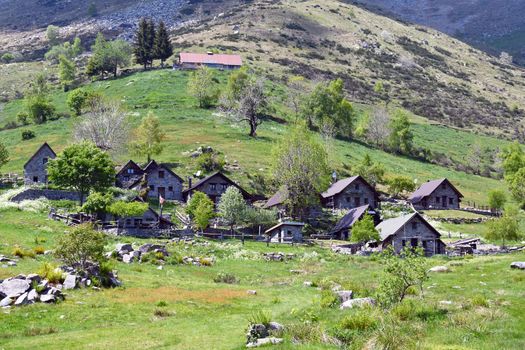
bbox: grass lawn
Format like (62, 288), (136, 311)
(0, 69), (511, 206)
(1, 208), (525, 349)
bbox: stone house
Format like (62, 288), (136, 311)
(375, 212), (446, 256)
(409, 178), (463, 210)
(321, 176), (379, 210)
(329, 205), (379, 240)
(117, 160), (184, 201)
(182, 171), (251, 204)
(115, 160), (144, 189)
(265, 221), (305, 244)
(117, 207), (172, 230)
(23, 143), (56, 186)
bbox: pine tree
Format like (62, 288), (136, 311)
(134, 18), (150, 70)
(154, 20), (173, 66)
(146, 19), (156, 68)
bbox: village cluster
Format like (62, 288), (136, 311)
(23, 141), (466, 257)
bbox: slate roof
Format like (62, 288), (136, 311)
(179, 52), (243, 66)
(143, 160), (183, 182)
(265, 221), (305, 234)
(23, 143), (56, 169)
(330, 205), (370, 234)
(183, 171), (251, 198)
(408, 178), (463, 203)
(321, 175), (377, 199)
(375, 212), (440, 241)
(116, 160), (144, 176)
(264, 188), (288, 208)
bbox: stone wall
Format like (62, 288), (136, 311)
(10, 189), (81, 203)
(332, 178), (378, 210)
(24, 146), (55, 186)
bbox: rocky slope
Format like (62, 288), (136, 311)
(352, 0), (525, 65)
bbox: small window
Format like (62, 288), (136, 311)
(33, 176), (39, 182)
(168, 186), (173, 192)
(42, 158), (48, 165)
(364, 198), (369, 205)
(150, 185), (155, 191)
(210, 183), (217, 191)
(354, 197), (360, 207)
(221, 184), (228, 191)
(355, 184), (360, 190)
(287, 230), (293, 236)
(159, 171), (165, 179)
(422, 240), (428, 249)
(127, 168), (134, 174)
(435, 196), (440, 203)
(402, 240), (406, 247)
(412, 221), (418, 230)
(442, 183), (446, 189)
(346, 197), (351, 203)
(449, 198), (453, 205)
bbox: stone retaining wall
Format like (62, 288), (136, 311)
(10, 189), (81, 202)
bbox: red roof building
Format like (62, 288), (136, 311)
(178, 52), (243, 69)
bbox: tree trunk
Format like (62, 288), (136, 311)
(249, 121), (257, 137)
(113, 66), (117, 78)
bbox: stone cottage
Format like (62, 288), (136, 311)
(117, 160), (184, 201)
(182, 171), (251, 204)
(115, 160), (144, 189)
(23, 143), (56, 186)
(265, 221), (305, 244)
(409, 178), (463, 210)
(329, 204), (379, 240)
(321, 176), (379, 210)
(375, 212), (446, 256)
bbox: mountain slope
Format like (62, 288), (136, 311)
(352, 0), (525, 66)
(170, 0), (525, 139)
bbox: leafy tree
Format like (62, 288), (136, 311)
(364, 107), (390, 149)
(223, 67), (250, 104)
(67, 89), (88, 116)
(129, 112), (165, 162)
(355, 154), (385, 188)
(501, 142), (525, 178)
(108, 201), (148, 218)
(153, 20), (173, 66)
(350, 214), (379, 243)
(45, 37), (82, 62)
(47, 142), (116, 205)
(86, 34), (131, 78)
(133, 18), (155, 69)
(58, 55), (76, 91)
(487, 189), (507, 212)
(376, 247), (429, 308)
(301, 79), (355, 137)
(508, 168), (525, 208)
(388, 175), (416, 198)
(55, 223), (107, 270)
(388, 110), (413, 154)
(485, 205), (522, 247)
(188, 66), (218, 108)
(1, 53), (14, 63)
(272, 124), (330, 219)
(82, 192), (113, 216)
(17, 112), (29, 125)
(0, 142), (9, 173)
(222, 76), (268, 137)
(46, 25), (60, 46)
(25, 73), (55, 124)
(186, 191), (215, 232)
(218, 187), (248, 235)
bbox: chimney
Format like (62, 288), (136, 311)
(188, 176), (192, 188)
(331, 171), (337, 184)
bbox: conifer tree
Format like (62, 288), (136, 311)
(134, 18), (152, 70)
(154, 20), (173, 66)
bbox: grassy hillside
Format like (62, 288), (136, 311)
(1, 208), (524, 349)
(171, 0), (525, 139)
(0, 69), (510, 205)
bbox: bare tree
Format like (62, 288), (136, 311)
(366, 107), (391, 149)
(223, 78), (268, 137)
(74, 99), (130, 155)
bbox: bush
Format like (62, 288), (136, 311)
(1, 53), (14, 63)
(33, 246), (46, 255)
(471, 295), (489, 308)
(248, 310), (271, 326)
(156, 300), (168, 307)
(21, 130), (36, 140)
(27, 98), (56, 124)
(195, 152), (225, 173)
(16, 112), (29, 125)
(213, 272), (239, 284)
(38, 262), (65, 284)
(320, 290), (339, 308)
(391, 299), (447, 321)
(153, 308), (173, 317)
(12, 246), (36, 258)
(54, 223), (107, 270)
(339, 309), (378, 331)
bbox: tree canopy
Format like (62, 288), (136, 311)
(188, 66), (218, 108)
(388, 110), (413, 154)
(485, 205), (522, 246)
(129, 112), (165, 163)
(48, 142), (116, 204)
(218, 187), (248, 233)
(153, 20), (173, 65)
(350, 214), (380, 243)
(86, 33), (132, 78)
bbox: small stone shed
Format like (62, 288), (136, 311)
(265, 221), (305, 244)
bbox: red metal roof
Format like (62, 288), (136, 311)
(179, 52), (242, 66)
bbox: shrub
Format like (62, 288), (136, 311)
(153, 308), (173, 317)
(33, 246), (45, 255)
(26, 98), (56, 124)
(16, 112), (29, 125)
(248, 310), (271, 326)
(195, 152), (225, 173)
(339, 309), (378, 331)
(166, 253), (184, 265)
(54, 224), (107, 270)
(320, 290), (339, 308)
(156, 300), (168, 307)
(374, 317), (414, 350)
(391, 299), (447, 321)
(1, 53), (14, 63)
(38, 262), (65, 284)
(21, 130), (36, 140)
(12, 246), (36, 258)
(213, 272), (239, 284)
(471, 295), (489, 308)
